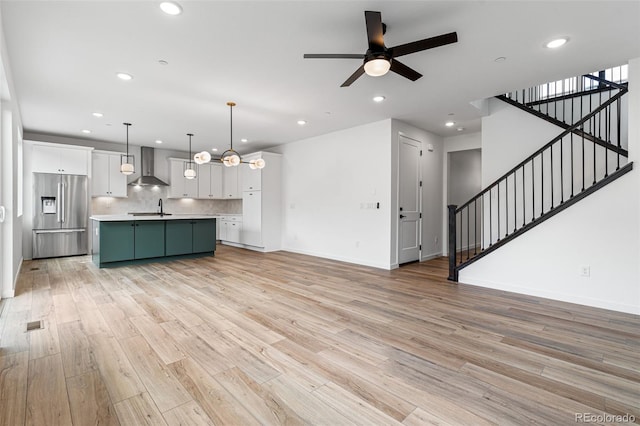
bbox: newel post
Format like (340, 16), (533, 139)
(447, 205), (458, 282)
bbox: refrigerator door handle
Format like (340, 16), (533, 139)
(57, 182), (62, 223)
(61, 182), (65, 223)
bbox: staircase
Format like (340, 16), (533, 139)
(448, 69), (633, 281)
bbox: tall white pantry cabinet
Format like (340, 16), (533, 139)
(238, 152), (282, 252)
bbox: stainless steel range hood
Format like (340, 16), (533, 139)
(129, 146), (169, 186)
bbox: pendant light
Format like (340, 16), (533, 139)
(191, 102), (265, 169)
(184, 133), (197, 179)
(120, 122), (135, 175)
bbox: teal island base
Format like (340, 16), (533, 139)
(91, 218), (216, 268)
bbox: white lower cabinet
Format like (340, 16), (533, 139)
(219, 216), (242, 244)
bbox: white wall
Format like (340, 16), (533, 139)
(273, 120), (393, 269)
(459, 58), (640, 315)
(391, 120), (444, 264)
(0, 10), (24, 298)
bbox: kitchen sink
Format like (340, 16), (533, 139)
(129, 212), (173, 217)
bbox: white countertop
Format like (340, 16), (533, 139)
(90, 214), (222, 222)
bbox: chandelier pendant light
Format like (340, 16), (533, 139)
(193, 101), (265, 170)
(120, 122), (135, 175)
(184, 133), (197, 179)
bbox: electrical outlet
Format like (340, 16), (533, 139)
(580, 265), (590, 277)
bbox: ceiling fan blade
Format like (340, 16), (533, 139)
(341, 65), (366, 87)
(390, 60), (422, 81)
(391, 32), (458, 58)
(365, 11), (385, 49)
(304, 54), (365, 59)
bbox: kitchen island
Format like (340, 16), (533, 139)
(91, 214), (218, 267)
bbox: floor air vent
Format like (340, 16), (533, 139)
(26, 320), (43, 331)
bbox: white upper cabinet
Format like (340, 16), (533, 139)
(92, 151), (127, 197)
(197, 163), (223, 199)
(32, 143), (91, 175)
(222, 165), (242, 199)
(241, 154), (262, 192)
(168, 158), (198, 198)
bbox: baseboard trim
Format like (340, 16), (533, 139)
(282, 247), (393, 270)
(458, 275), (640, 315)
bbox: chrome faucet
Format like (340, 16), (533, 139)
(158, 198), (163, 215)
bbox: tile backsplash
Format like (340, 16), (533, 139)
(91, 185), (242, 215)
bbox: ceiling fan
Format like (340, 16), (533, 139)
(304, 11), (458, 87)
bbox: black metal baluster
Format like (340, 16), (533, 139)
(497, 182), (501, 241)
(605, 105), (609, 178)
(532, 157), (535, 221)
(458, 211), (462, 265)
(513, 171), (517, 234)
(522, 165), (526, 227)
(466, 206), (470, 260)
(489, 188), (493, 246)
(582, 124), (585, 192)
(592, 114), (596, 185)
(448, 205), (457, 281)
(541, 151), (544, 216)
(474, 198), (478, 255)
(505, 177), (509, 237)
(550, 144), (554, 209)
(617, 97), (621, 170)
(560, 136), (564, 204)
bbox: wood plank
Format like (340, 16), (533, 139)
(52, 293), (80, 324)
(58, 320), (96, 378)
(26, 354), (73, 426)
(114, 392), (167, 426)
(87, 333), (146, 403)
(0, 351), (29, 426)
(119, 335), (191, 413)
(162, 400), (215, 426)
(131, 315), (186, 365)
(168, 357), (260, 425)
(1, 310), (30, 354)
(66, 370), (120, 426)
(29, 317), (60, 360)
(98, 302), (139, 340)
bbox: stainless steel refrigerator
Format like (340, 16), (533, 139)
(32, 173), (88, 259)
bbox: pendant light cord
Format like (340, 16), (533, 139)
(124, 122), (131, 156)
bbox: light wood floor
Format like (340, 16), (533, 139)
(1, 246), (639, 425)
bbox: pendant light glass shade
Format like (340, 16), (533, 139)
(120, 122), (135, 175)
(194, 150), (211, 165)
(249, 158), (266, 169)
(184, 133), (196, 179)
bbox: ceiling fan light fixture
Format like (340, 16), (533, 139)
(364, 58), (391, 77)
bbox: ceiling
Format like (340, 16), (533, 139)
(2, 1), (639, 154)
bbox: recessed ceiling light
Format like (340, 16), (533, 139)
(92, 112), (103, 118)
(240, 138), (248, 143)
(545, 38), (568, 49)
(160, 1), (182, 15)
(373, 95), (385, 103)
(457, 127), (465, 132)
(116, 72), (133, 81)
(297, 120), (307, 126)
(445, 121), (455, 127)
(155, 140), (163, 144)
(211, 148), (218, 152)
(81, 129), (91, 134)
(158, 60), (169, 66)
(494, 57), (506, 63)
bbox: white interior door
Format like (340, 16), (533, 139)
(398, 135), (422, 264)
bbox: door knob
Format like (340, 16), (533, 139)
(399, 214), (406, 219)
